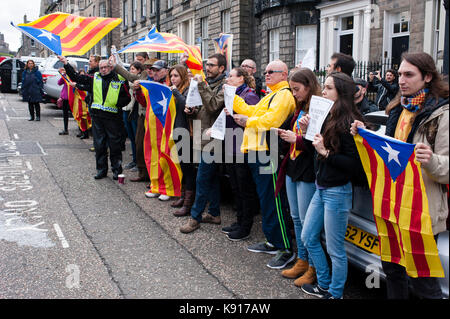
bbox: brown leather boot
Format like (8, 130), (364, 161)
(281, 258), (309, 279)
(294, 266), (317, 287)
(171, 189), (185, 208)
(173, 190), (195, 217)
(180, 218), (200, 233)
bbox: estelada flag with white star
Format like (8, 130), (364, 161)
(354, 127), (444, 278)
(16, 13), (121, 56)
(11, 22), (62, 55)
(213, 33), (233, 73)
(140, 81), (182, 197)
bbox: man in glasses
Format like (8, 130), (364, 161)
(241, 59), (263, 98)
(229, 59), (296, 270)
(179, 53), (227, 234)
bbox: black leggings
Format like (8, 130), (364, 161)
(62, 99), (70, 131)
(28, 102), (40, 118)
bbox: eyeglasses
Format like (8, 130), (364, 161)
(263, 70), (283, 76)
(206, 63), (218, 68)
(241, 64), (255, 69)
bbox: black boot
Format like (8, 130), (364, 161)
(28, 103), (34, 121)
(35, 103), (41, 121)
(80, 130), (89, 139)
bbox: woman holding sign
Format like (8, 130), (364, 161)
(169, 65), (196, 216)
(275, 68), (321, 287)
(300, 71), (363, 299)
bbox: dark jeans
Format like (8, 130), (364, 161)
(123, 110), (137, 163)
(190, 151), (220, 222)
(227, 162), (259, 233)
(246, 151), (292, 251)
(62, 99), (70, 131)
(382, 260), (443, 299)
(92, 115), (123, 176)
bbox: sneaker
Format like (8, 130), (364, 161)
(226, 228), (250, 242)
(323, 294), (343, 299)
(59, 130), (68, 135)
(266, 250), (296, 269)
(247, 241), (278, 254)
(158, 194), (170, 201)
(124, 161), (136, 170)
(301, 283), (330, 299)
(145, 191), (159, 198)
(130, 166), (138, 172)
(201, 213), (221, 224)
(221, 223), (239, 234)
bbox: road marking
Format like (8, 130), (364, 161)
(53, 223), (69, 248)
(13, 134), (19, 140)
(25, 161), (32, 171)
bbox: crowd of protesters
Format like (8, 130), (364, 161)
(21, 48), (446, 300)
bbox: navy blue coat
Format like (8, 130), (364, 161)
(22, 68), (43, 103)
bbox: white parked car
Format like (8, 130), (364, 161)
(40, 56), (89, 102)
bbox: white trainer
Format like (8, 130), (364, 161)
(145, 191), (159, 198)
(158, 194), (170, 201)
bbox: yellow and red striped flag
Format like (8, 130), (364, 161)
(140, 81), (182, 197)
(119, 27), (205, 79)
(19, 12), (122, 56)
(60, 72), (92, 132)
(354, 128), (444, 278)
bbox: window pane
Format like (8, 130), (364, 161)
(341, 16), (353, 31)
(295, 25), (316, 65)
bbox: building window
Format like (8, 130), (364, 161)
(168, 0), (173, 9)
(141, 0), (147, 18)
(30, 39), (35, 48)
(338, 15), (353, 56)
(221, 9), (231, 34)
(123, 0), (128, 26)
(295, 25), (317, 66)
(132, 0), (137, 24)
(150, 0), (156, 14)
(99, 2), (106, 17)
(201, 17), (209, 60)
(179, 19), (194, 45)
(269, 29), (280, 61)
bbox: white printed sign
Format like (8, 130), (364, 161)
(305, 96), (334, 141)
(210, 85), (237, 140)
(185, 79), (203, 107)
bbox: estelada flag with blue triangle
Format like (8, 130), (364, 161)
(11, 22), (62, 55)
(140, 81), (182, 197)
(354, 127), (444, 278)
(213, 33), (233, 73)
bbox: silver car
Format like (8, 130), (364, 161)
(345, 110), (449, 298)
(40, 56), (89, 102)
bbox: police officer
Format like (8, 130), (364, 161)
(58, 56), (131, 180)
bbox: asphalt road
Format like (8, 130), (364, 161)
(0, 92), (386, 303)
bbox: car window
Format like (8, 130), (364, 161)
(76, 61), (89, 72)
(53, 61), (64, 69)
(0, 60), (12, 70)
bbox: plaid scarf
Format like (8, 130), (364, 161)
(401, 88), (429, 112)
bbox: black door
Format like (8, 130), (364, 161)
(340, 34), (353, 56)
(392, 36), (409, 69)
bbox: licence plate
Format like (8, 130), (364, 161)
(345, 224), (380, 256)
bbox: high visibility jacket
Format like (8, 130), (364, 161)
(91, 73), (126, 113)
(233, 81), (295, 153)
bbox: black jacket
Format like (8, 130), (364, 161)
(356, 96), (378, 115)
(368, 78), (399, 110)
(64, 63), (130, 119)
(313, 130), (364, 188)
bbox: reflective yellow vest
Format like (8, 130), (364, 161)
(91, 73), (126, 113)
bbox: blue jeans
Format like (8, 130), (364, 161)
(190, 152), (220, 222)
(301, 182), (352, 298)
(123, 111), (137, 163)
(285, 176), (316, 264)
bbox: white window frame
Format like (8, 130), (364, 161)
(201, 17), (209, 60)
(150, 0), (156, 14)
(99, 2), (106, 17)
(337, 15), (354, 54)
(269, 29), (280, 61)
(167, 0), (173, 9)
(179, 19), (195, 45)
(383, 11), (410, 63)
(132, 0), (137, 23)
(295, 25), (317, 66)
(123, 0), (128, 26)
(141, 0), (147, 18)
(221, 9), (231, 34)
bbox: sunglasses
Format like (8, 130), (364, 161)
(263, 70), (283, 76)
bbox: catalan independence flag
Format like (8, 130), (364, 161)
(290, 111), (304, 160)
(354, 128), (444, 278)
(119, 27), (205, 79)
(60, 72), (92, 132)
(18, 12), (122, 56)
(140, 81), (182, 197)
(213, 33), (233, 73)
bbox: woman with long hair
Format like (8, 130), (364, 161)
(22, 60), (43, 121)
(275, 68), (321, 287)
(221, 67), (260, 241)
(300, 71), (364, 299)
(169, 64), (197, 211)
